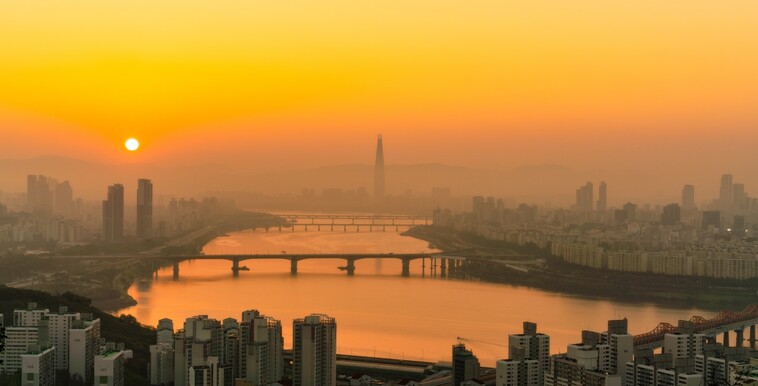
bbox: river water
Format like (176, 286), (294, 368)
(119, 229), (711, 366)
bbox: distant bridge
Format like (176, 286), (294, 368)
(247, 212), (432, 232)
(634, 304), (758, 350)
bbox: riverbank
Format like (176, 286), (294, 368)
(1, 211), (289, 312)
(404, 226), (757, 311)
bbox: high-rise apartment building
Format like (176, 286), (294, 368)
(55, 180), (74, 218)
(374, 134), (385, 201)
(137, 179), (153, 239)
(69, 318), (101, 384)
(27, 175), (55, 218)
(103, 184), (124, 241)
(240, 311), (283, 385)
(94, 349), (127, 386)
(21, 346), (56, 386)
(292, 314), (336, 386)
(497, 347), (539, 386)
(453, 344), (481, 386)
(508, 322), (550, 384)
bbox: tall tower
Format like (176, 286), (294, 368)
(137, 179), (153, 239)
(597, 181), (607, 212)
(374, 134), (385, 201)
(719, 174), (733, 210)
(103, 184), (124, 242)
(682, 184), (695, 210)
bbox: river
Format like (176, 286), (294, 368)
(118, 228), (711, 366)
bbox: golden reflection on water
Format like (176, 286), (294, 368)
(119, 230), (710, 366)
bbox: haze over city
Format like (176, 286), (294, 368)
(2, 2), (758, 386)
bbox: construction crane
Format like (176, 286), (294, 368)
(456, 337), (508, 348)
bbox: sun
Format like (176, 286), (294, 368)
(125, 138), (140, 151)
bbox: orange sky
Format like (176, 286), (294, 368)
(1, 1), (757, 173)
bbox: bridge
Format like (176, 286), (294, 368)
(633, 304), (758, 350)
(154, 251), (475, 279)
(247, 212), (432, 232)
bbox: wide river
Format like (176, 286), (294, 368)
(119, 229), (711, 366)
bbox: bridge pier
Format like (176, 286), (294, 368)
(232, 258), (240, 277)
(345, 258), (356, 276)
(440, 258), (447, 278)
(750, 325), (756, 349)
(290, 258), (298, 275)
(401, 258), (411, 277)
(724, 331), (730, 347)
(736, 329), (745, 347)
(421, 257), (426, 278)
(173, 262), (180, 280)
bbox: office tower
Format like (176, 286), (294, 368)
(701, 211), (721, 231)
(137, 179), (153, 239)
(509, 322), (550, 384)
(55, 180), (73, 218)
(21, 346), (56, 386)
(660, 204), (681, 225)
(453, 344), (481, 386)
(497, 347), (539, 386)
(682, 185), (695, 211)
(292, 314), (336, 386)
(719, 174), (733, 209)
(27, 175), (55, 218)
(95, 350), (127, 386)
(69, 318), (101, 384)
(103, 184), (124, 241)
(240, 311), (284, 385)
(575, 182), (593, 212)
(374, 134), (385, 201)
(597, 181), (607, 212)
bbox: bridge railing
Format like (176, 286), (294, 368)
(633, 304), (758, 346)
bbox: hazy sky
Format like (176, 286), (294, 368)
(1, 1), (757, 178)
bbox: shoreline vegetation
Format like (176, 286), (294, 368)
(404, 226), (758, 312)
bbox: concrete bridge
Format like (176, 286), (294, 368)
(634, 304), (758, 350)
(155, 251), (473, 279)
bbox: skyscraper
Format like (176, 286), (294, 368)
(719, 174), (733, 209)
(27, 175), (55, 218)
(575, 182), (593, 212)
(55, 180), (73, 218)
(374, 134), (385, 201)
(137, 179), (153, 239)
(453, 344), (481, 386)
(292, 314), (336, 386)
(682, 185), (695, 211)
(597, 181), (607, 212)
(103, 184), (124, 242)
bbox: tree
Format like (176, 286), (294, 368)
(0, 325), (6, 364)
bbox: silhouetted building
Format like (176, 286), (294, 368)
(453, 344), (480, 386)
(575, 182), (593, 212)
(27, 175), (55, 218)
(103, 184), (124, 242)
(374, 134), (385, 201)
(701, 211), (720, 231)
(622, 202), (637, 222)
(137, 179), (153, 239)
(660, 204), (681, 226)
(681, 185), (695, 211)
(733, 215), (746, 233)
(55, 180), (73, 218)
(597, 182), (607, 212)
(733, 183), (746, 211)
(293, 314), (336, 386)
(719, 174), (733, 210)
